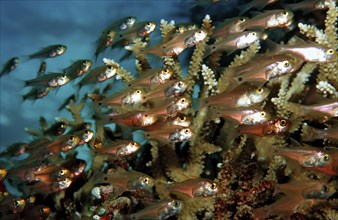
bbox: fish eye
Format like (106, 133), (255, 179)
(180, 116), (186, 121)
(260, 112), (266, 117)
(321, 185), (329, 193)
(69, 136), (75, 141)
(265, 128), (273, 134)
(143, 177), (149, 184)
(146, 22), (152, 27)
(173, 201), (180, 207)
(280, 119), (287, 126)
(211, 182), (217, 189)
(256, 88), (263, 93)
(184, 129), (190, 133)
(326, 49), (334, 54)
(240, 17), (246, 22)
(180, 98), (186, 103)
(132, 142), (138, 146)
(283, 61), (290, 67)
(251, 32), (256, 36)
(323, 154), (330, 161)
(282, 11), (288, 15)
(136, 90), (141, 94)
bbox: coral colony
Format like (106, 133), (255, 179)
(1, 0), (338, 219)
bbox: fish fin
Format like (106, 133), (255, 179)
(236, 2), (255, 16)
(202, 44), (215, 59)
(300, 123), (318, 142)
(265, 39), (281, 53)
(119, 51), (133, 62)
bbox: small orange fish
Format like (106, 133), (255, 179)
(169, 178), (218, 198)
(301, 123), (338, 142)
(276, 145), (338, 176)
(147, 96), (191, 118)
(286, 99), (338, 122)
(64, 59), (92, 80)
(204, 31), (266, 57)
(253, 179), (336, 219)
(128, 68), (174, 88)
(145, 127), (193, 143)
(43, 134), (82, 153)
(77, 65), (118, 88)
(238, 0), (279, 15)
(240, 9), (294, 30)
(112, 21), (156, 47)
(94, 140), (141, 157)
(97, 169), (154, 193)
(211, 17), (248, 39)
(210, 107), (270, 125)
(267, 38), (338, 63)
(200, 85), (270, 108)
(25, 44), (67, 60)
(141, 29), (207, 57)
(144, 80), (187, 101)
(103, 111), (158, 128)
(283, 0), (331, 14)
(25, 72), (70, 88)
(239, 118), (291, 136)
(0, 57), (19, 77)
(43, 121), (67, 136)
(127, 199), (182, 220)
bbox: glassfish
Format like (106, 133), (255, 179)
(102, 111), (158, 128)
(64, 59), (92, 80)
(25, 44), (67, 60)
(97, 169), (154, 193)
(94, 140), (140, 157)
(144, 80), (187, 102)
(169, 178), (218, 198)
(286, 99), (338, 122)
(204, 31), (265, 57)
(238, 118), (292, 136)
(275, 145), (338, 176)
(141, 29), (207, 57)
(240, 9), (294, 30)
(147, 96), (191, 118)
(267, 38), (338, 63)
(25, 72), (70, 88)
(128, 68), (174, 88)
(77, 65), (118, 88)
(145, 128), (193, 143)
(253, 179), (336, 219)
(43, 121), (67, 136)
(301, 123), (338, 142)
(283, 0), (331, 14)
(0, 57), (19, 77)
(210, 107), (271, 125)
(211, 17), (248, 39)
(237, 0), (279, 16)
(200, 85), (270, 109)
(232, 54), (303, 87)
(112, 21), (156, 47)
(126, 199), (182, 220)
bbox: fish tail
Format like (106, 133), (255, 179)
(301, 123), (320, 141)
(119, 51), (133, 62)
(237, 2), (253, 16)
(285, 102), (308, 117)
(202, 45), (214, 59)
